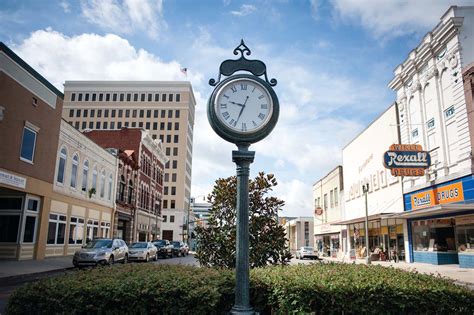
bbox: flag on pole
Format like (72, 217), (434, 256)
(180, 67), (187, 77)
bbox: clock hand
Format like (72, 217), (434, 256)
(236, 96), (249, 123)
(229, 100), (244, 107)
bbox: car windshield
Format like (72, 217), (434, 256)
(84, 239), (112, 249)
(303, 247), (314, 251)
(130, 243), (147, 248)
(173, 242), (180, 248)
(154, 240), (166, 246)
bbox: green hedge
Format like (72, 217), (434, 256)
(6, 263), (473, 314)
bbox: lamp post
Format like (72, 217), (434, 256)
(362, 183), (371, 264)
(155, 199), (161, 240)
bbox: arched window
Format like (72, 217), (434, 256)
(108, 174), (113, 201)
(128, 179), (134, 204)
(70, 154), (79, 188)
(82, 160), (89, 192)
(57, 147), (67, 183)
(100, 170), (106, 198)
(119, 175), (126, 201)
(92, 167), (98, 191)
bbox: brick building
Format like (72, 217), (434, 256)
(85, 128), (167, 242)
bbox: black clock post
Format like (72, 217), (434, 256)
(207, 40), (279, 314)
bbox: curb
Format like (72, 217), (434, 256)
(0, 267), (75, 287)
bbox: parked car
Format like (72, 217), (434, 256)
(73, 238), (128, 266)
(128, 242), (158, 262)
(295, 246), (318, 260)
(153, 239), (173, 258)
(172, 241), (189, 257)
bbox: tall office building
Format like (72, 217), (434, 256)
(62, 81), (196, 242)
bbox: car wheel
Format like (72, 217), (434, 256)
(108, 255), (114, 265)
(122, 254), (128, 264)
(145, 254), (149, 262)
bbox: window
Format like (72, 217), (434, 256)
(412, 128), (419, 138)
(175, 110), (180, 118)
(113, 93), (117, 101)
(172, 160), (178, 169)
(168, 110), (173, 118)
(172, 173), (177, 182)
(89, 122), (93, 129)
(47, 214), (66, 244)
(170, 215), (175, 223)
(164, 187), (169, 195)
(132, 122), (136, 127)
(85, 94), (89, 101)
(126, 109), (130, 118)
(161, 110), (165, 118)
(171, 187), (176, 195)
(112, 110), (116, 118)
(163, 200), (168, 208)
(146, 122), (150, 129)
(101, 222), (110, 238)
(140, 110), (144, 118)
(103, 122), (108, 129)
(84, 109), (88, 117)
(0, 197), (22, 242)
(92, 167), (98, 191)
(82, 160), (89, 191)
(160, 122), (165, 130)
(99, 93), (103, 101)
(70, 154), (79, 188)
(170, 200), (175, 209)
(147, 110), (151, 118)
(82, 121), (86, 130)
(167, 122), (172, 130)
(330, 190), (334, 208)
(74, 121), (79, 129)
(71, 93), (76, 101)
(168, 94), (173, 102)
(334, 187), (338, 206)
(86, 219), (99, 241)
(173, 147), (178, 156)
(96, 121), (101, 129)
(110, 122), (115, 129)
(134, 93), (138, 101)
(78, 93), (83, 101)
(90, 109), (95, 117)
(97, 109), (102, 118)
(132, 109), (137, 118)
(118, 109), (123, 117)
(106, 93), (110, 101)
(100, 170), (106, 198)
(163, 215), (167, 222)
(174, 135), (179, 143)
(139, 122), (143, 128)
(128, 180), (134, 204)
(92, 93), (96, 101)
(57, 148), (67, 184)
(161, 94), (166, 102)
(175, 122), (179, 130)
(165, 147), (171, 155)
(141, 93), (145, 102)
(127, 93), (131, 101)
(104, 109), (109, 117)
(445, 106), (455, 119)
(118, 122), (122, 129)
(108, 174), (113, 200)
(119, 175), (126, 202)
(20, 126), (37, 162)
(164, 173), (169, 182)
(68, 217), (84, 245)
(166, 135), (171, 143)
(155, 94), (159, 102)
(154, 110), (159, 118)
(153, 122), (158, 130)
(148, 94), (152, 102)
(176, 94), (181, 102)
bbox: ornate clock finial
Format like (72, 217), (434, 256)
(209, 39), (277, 87)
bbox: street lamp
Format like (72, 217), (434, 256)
(362, 183), (371, 264)
(155, 199), (161, 241)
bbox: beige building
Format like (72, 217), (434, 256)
(0, 42), (63, 260)
(62, 81), (196, 242)
(47, 120), (117, 257)
(313, 166), (344, 257)
(282, 217), (314, 253)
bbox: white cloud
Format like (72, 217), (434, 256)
(330, 0), (472, 38)
(59, 1), (71, 13)
(230, 4), (257, 16)
(273, 179), (313, 217)
(80, 0), (166, 39)
(310, 0), (320, 20)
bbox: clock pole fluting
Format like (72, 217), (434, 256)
(207, 40), (279, 314)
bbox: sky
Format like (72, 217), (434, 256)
(1, 0), (470, 217)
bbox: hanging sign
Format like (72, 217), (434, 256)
(315, 207), (323, 216)
(383, 144), (431, 176)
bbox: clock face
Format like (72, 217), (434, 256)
(214, 78), (273, 134)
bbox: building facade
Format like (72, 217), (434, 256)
(0, 42), (63, 260)
(189, 196), (212, 251)
(313, 166), (344, 257)
(50, 120), (117, 257)
(84, 128), (167, 242)
(283, 217), (314, 253)
(62, 81), (195, 242)
(388, 6), (474, 267)
(341, 104), (407, 262)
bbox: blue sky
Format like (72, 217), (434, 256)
(1, 0), (468, 216)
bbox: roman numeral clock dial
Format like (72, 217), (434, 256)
(215, 78), (273, 134)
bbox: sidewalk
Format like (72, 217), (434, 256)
(0, 256), (73, 283)
(321, 256), (474, 287)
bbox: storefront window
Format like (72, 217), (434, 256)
(101, 221), (110, 238)
(412, 219), (456, 252)
(0, 197), (23, 243)
(86, 219), (99, 242)
(47, 214), (66, 245)
(68, 217), (84, 245)
(456, 216), (474, 253)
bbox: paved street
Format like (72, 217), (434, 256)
(0, 254), (198, 314)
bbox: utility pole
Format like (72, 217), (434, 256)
(362, 183), (371, 264)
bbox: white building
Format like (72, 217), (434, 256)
(313, 166), (344, 257)
(388, 6), (474, 268)
(283, 217), (314, 253)
(340, 104), (407, 261)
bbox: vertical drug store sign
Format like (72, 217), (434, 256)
(383, 144), (431, 176)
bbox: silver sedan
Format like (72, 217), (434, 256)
(128, 242), (158, 262)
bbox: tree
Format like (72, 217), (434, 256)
(194, 172), (292, 268)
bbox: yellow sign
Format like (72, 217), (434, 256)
(411, 181), (464, 210)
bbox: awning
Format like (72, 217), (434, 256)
(330, 213), (397, 225)
(386, 204), (473, 219)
